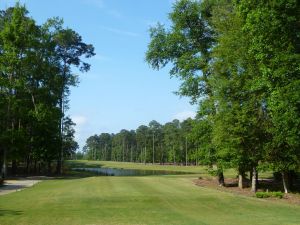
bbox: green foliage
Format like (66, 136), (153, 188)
(255, 191), (284, 199)
(0, 3), (94, 176)
(145, 0), (300, 192)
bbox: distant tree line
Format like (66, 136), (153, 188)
(0, 4), (94, 178)
(144, 0), (300, 193)
(83, 118), (199, 165)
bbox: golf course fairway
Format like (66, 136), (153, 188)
(0, 174), (299, 225)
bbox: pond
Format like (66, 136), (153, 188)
(73, 167), (191, 176)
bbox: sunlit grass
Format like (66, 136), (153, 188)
(1, 174), (299, 225)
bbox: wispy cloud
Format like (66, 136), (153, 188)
(100, 26), (139, 37)
(172, 111), (196, 121)
(81, 0), (123, 19)
(107, 9), (122, 19)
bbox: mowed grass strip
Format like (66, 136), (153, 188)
(0, 175), (299, 225)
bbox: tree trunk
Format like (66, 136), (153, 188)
(218, 171), (225, 186)
(34, 160), (37, 174)
(56, 159), (61, 174)
(282, 172), (289, 194)
(47, 161), (52, 175)
(11, 160), (17, 175)
(251, 166), (257, 192)
(1, 149), (7, 179)
(238, 174), (244, 189)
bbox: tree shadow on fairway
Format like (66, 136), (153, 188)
(0, 209), (23, 217)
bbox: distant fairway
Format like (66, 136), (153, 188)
(0, 162), (299, 225)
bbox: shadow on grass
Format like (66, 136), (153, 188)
(222, 178), (300, 193)
(0, 209), (23, 216)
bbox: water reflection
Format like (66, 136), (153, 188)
(73, 167), (190, 176)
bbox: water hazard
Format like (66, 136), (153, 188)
(73, 167), (190, 176)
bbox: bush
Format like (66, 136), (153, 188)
(0, 178), (4, 186)
(272, 192), (284, 199)
(255, 191), (283, 199)
(256, 192), (270, 198)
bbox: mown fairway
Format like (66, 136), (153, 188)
(0, 169), (299, 225)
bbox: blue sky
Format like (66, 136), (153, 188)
(1, 0), (196, 149)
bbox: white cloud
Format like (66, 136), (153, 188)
(72, 115), (88, 126)
(71, 115), (89, 150)
(172, 111), (196, 121)
(100, 26), (139, 37)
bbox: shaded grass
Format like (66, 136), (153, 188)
(0, 175), (300, 225)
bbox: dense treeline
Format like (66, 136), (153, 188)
(85, 0), (300, 193)
(146, 0), (299, 193)
(0, 4), (94, 177)
(83, 119), (196, 165)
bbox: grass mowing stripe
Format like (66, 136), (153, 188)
(0, 174), (299, 224)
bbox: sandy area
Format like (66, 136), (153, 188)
(0, 177), (43, 196)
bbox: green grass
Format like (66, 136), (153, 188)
(0, 161), (297, 225)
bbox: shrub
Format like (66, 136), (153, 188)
(256, 192), (270, 198)
(272, 192), (284, 199)
(255, 191), (283, 199)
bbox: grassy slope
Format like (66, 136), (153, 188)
(0, 169), (299, 224)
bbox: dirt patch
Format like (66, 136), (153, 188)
(193, 177), (300, 205)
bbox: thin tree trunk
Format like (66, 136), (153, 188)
(218, 171), (225, 186)
(238, 174), (244, 189)
(152, 133), (155, 164)
(173, 146), (175, 165)
(144, 146), (146, 164)
(47, 161), (52, 175)
(251, 166), (257, 192)
(185, 137), (187, 166)
(1, 149), (7, 179)
(11, 160), (17, 175)
(282, 172), (289, 194)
